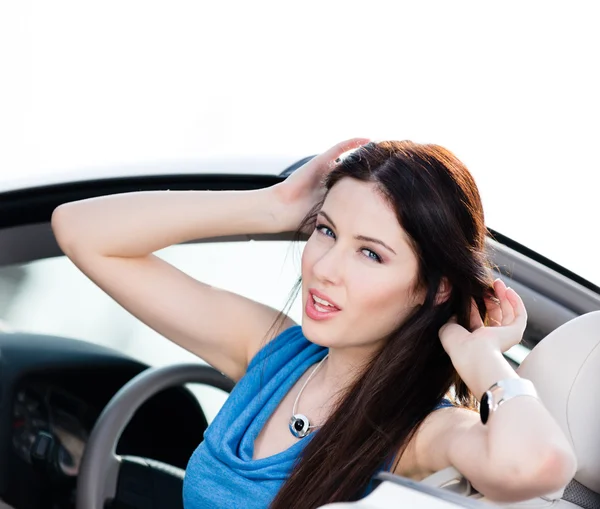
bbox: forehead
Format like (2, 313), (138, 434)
(323, 178), (407, 242)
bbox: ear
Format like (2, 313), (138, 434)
(435, 278), (452, 305)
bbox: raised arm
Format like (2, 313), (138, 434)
(51, 138), (369, 381)
(397, 280), (576, 501)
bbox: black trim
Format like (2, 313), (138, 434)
(488, 228), (600, 294)
(278, 155), (317, 178)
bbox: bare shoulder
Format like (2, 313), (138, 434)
(395, 405), (480, 480)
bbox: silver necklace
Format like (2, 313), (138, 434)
(289, 353), (329, 439)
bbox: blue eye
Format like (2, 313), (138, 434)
(315, 224), (335, 238)
(315, 225), (382, 263)
(361, 248), (382, 263)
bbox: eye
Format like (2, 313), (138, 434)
(361, 248), (382, 263)
(315, 224), (336, 239)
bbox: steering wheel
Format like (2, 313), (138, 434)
(76, 364), (234, 509)
(78, 364), (480, 509)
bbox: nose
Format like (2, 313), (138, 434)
(311, 244), (344, 286)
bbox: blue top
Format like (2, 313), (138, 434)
(182, 325), (453, 509)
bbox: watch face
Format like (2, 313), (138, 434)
(480, 391), (490, 424)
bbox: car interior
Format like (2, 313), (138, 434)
(0, 166), (599, 508)
(364, 309), (600, 509)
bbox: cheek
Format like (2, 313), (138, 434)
(354, 275), (411, 310)
(349, 266), (419, 324)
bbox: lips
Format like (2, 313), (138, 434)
(305, 289), (341, 321)
(309, 289), (341, 310)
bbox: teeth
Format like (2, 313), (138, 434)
(312, 294), (339, 313)
(313, 295), (334, 307)
(314, 303), (334, 313)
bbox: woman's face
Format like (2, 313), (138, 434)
(301, 178), (423, 355)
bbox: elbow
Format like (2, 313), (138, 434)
(51, 203), (81, 257)
(493, 446), (577, 501)
(532, 446), (577, 494)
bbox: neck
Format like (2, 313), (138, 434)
(319, 343), (379, 394)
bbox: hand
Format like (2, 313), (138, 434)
(271, 137), (370, 232)
(439, 279), (527, 364)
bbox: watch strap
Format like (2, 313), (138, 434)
(480, 378), (538, 424)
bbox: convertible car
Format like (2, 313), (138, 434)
(0, 158), (598, 509)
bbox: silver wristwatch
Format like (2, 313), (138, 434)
(480, 378), (539, 424)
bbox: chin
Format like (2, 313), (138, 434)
(300, 319), (344, 348)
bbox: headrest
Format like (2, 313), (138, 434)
(517, 311), (600, 494)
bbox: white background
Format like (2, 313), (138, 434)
(1, 1), (599, 282)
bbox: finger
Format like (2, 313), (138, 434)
(505, 287), (527, 333)
(325, 138), (371, 163)
(469, 299), (484, 330)
(495, 279), (515, 326)
(438, 315), (457, 337)
(485, 288), (502, 326)
(439, 319), (467, 343)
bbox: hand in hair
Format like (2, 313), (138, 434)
(434, 279), (576, 502)
(271, 137), (370, 232)
(438, 278), (527, 397)
(439, 278), (526, 358)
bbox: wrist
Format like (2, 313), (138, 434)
(268, 183), (315, 233)
(453, 345), (519, 401)
(248, 186), (293, 234)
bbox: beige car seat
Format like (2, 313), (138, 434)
(511, 310), (600, 508)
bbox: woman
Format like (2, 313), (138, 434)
(51, 139), (576, 508)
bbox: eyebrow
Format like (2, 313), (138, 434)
(318, 211), (397, 255)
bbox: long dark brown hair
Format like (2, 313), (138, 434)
(269, 140), (494, 509)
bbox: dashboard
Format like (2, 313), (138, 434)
(13, 383), (89, 477)
(0, 331), (210, 509)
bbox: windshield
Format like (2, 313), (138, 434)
(2, 3), (598, 285)
(0, 241), (304, 421)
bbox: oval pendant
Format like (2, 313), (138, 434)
(289, 414), (310, 438)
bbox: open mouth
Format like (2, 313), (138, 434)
(305, 290), (341, 320)
(311, 293), (340, 313)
